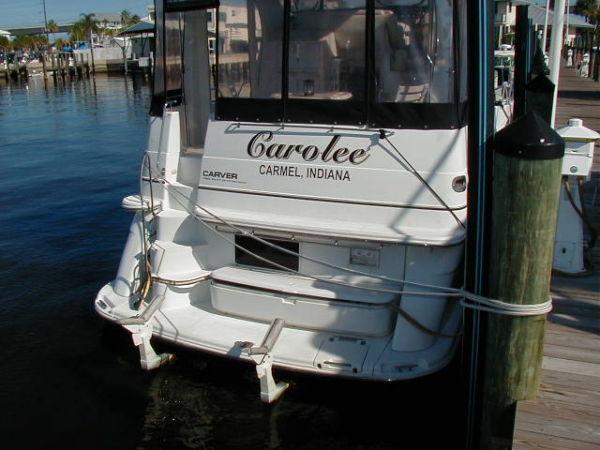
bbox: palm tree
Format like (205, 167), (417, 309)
(574, 0), (600, 20)
(121, 9), (132, 27)
(46, 19), (59, 41)
(79, 13), (99, 41)
(574, 0), (600, 78)
(79, 13), (99, 73)
(69, 22), (86, 42)
(120, 9), (141, 28)
(54, 38), (66, 52)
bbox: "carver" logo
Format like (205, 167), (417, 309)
(203, 170), (238, 180)
(247, 131), (370, 165)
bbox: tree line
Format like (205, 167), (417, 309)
(573, 0), (599, 50)
(0, 10), (142, 52)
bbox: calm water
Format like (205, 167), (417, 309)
(0, 76), (462, 449)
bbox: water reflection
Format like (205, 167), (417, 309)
(0, 74), (153, 450)
(134, 341), (462, 449)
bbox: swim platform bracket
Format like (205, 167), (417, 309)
(237, 318), (289, 403)
(119, 292), (175, 370)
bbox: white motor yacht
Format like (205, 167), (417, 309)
(95, 0), (472, 402)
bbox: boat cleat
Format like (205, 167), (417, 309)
(237, 318), (289, 403)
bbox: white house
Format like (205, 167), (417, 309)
(94, 13), (123, 31)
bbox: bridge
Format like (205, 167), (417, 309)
(0, 23), (74, 37)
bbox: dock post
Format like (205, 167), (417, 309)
(480, 110), (565, 449)
(52, 54), (58, 81)
(89, 38), (96, 76)
(41, 52), (47, 81)
(77, 54), (83, 78)
(60, 54), (66, 80)
(19, 63), (28, 80)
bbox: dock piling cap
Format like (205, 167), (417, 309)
(494, 110), (565, 160)
(555, 118), (600, 142)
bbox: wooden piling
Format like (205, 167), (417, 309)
(480, 111), (565, 449)
(8, 61), (18, 81)
(76, 55), (83, 78)
(58, 53), (65, 80)
(41, 52), (47, 80)
(51, 54), (58, 80)
(18, 64), (28, 80)
(90, 43), (96, 75)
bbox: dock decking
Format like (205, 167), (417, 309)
(513, 66), (600, 449)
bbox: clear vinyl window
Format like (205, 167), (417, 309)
(288, 1), (366, 101)
(374, 0), (454, 103)
(212, 0), (464, 127)
(217, 1), (284, 99)
(164, 13), (184, 94)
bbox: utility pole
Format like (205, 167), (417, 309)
(565, 1), (570, 46)
(42, 0), (49, 81)
(90, 29), (96, 74)
(549, 0), (567, 126)
(542, 0), (550, 53)
(42, 0), (49, 43)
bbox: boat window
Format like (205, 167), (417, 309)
(374, 0), (454, 104)
(150, 8), (184, 115)
(181, 10), (212, 151)
(217, 1), (285, 99)
(150, 0), (166, 115)
(288, 1), (366, 102)
(212, 0), (466, 128)
(165, 13), (184, 96)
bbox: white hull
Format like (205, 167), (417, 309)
(92, 2), (479, 401)
(95, 279), (461, 381)
(95, 111), (467, 389)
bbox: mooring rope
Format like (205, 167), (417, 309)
(138, 164), (553, 326)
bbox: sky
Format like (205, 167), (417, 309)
(0, 0), (151, 28)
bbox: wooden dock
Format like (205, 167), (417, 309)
(0, 53), (92, 83)
(513, 66), (600, 449)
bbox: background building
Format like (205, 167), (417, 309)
(494, 0), (594, 49)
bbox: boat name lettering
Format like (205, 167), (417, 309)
(202, 170), (238, 180)
(247, 132), (369, 165)
(258, 164), (351, 181)
(259, 164), (303, 178)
